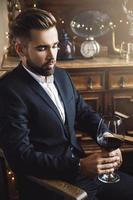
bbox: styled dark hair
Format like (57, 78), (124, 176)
(11, 8), (57, 41)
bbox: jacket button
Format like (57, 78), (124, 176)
(72, 153), (75, 158)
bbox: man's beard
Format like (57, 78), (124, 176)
(26, 58), (55, 76)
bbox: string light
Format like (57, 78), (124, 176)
(8, 171), (12, 175)
(14, 0), (21, 13)
(4, 47), (8, 52)
(5, 32), (9, 39)
(15, 3), (18, 9)
(71, 19), (130, 34)
(77, 24), (81, 28)
(33, 0), (37, 8)
(109, 22), (113, 26)
(11, 176), (15, 181)
(7, 170), (15, 182)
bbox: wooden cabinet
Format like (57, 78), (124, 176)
(67, 70), (105, 113)
(56, 57), (133, 132)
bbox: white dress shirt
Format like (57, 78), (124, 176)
(23, 66), (65, 123)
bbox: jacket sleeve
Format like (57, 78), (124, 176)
(66, 72), (109, 140)
(0, 85), (79, 179)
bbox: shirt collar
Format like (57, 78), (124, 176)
(22, 65), (54, 84)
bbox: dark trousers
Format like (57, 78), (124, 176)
(17, 171), (133, 200)
(74, 171), (133, 200)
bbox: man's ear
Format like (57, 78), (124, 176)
(15, 41), (27, 57)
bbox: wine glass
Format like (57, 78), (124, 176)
(96, 116), (125, 183)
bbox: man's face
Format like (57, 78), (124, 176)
(23, 26), (59, 76)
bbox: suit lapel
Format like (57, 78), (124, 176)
(54, 70), (70, 126)
(17, 65), (64, 124)
(54, 74), (71, 139)
(31, 82), (63, 122)
(54, 77), (68, 120)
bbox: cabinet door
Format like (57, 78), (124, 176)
(109, 69), (133, 131)
(70, 71), (105, 92)
(112, 92), (133, 131)
(81, 92), (104, 113)
(109, 69), (133, 90)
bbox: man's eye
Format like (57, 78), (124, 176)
(36, 47), (47, 51)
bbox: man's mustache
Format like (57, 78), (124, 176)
(46, 59), (55, 65)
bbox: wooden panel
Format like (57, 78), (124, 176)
(70, 71), (105, 91)
(0, 71), (7, 77)
(113, 94), (133, 114)
(82, 92), (103, 113)
(27, 175), (88, 200)
(109, 70), (133, 90)
(112, 93), (133, 130)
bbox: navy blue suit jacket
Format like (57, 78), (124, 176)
(0, 63), (108, 180)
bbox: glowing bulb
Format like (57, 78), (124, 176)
(120, 19), (123, 23)
(77, 24), (81, 28)
(4, 46), (7, 51)
(33, 4), (36, 7)
(15, 4), (18, 8)
(11, 176), (15, 181)
(109, 22), (113, 26)
(5, 32), (9, 39)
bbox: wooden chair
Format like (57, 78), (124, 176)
(26, 176), (88, 200)
(0, 148), (87, 200)
(1, 134), (133, 200)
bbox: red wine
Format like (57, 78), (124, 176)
(98, 136), (123, 151)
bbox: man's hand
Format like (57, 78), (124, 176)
(80, 148), (122, 177)
(109, 148), (123, 169)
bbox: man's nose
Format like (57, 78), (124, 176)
(47, 48), (55, 58)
